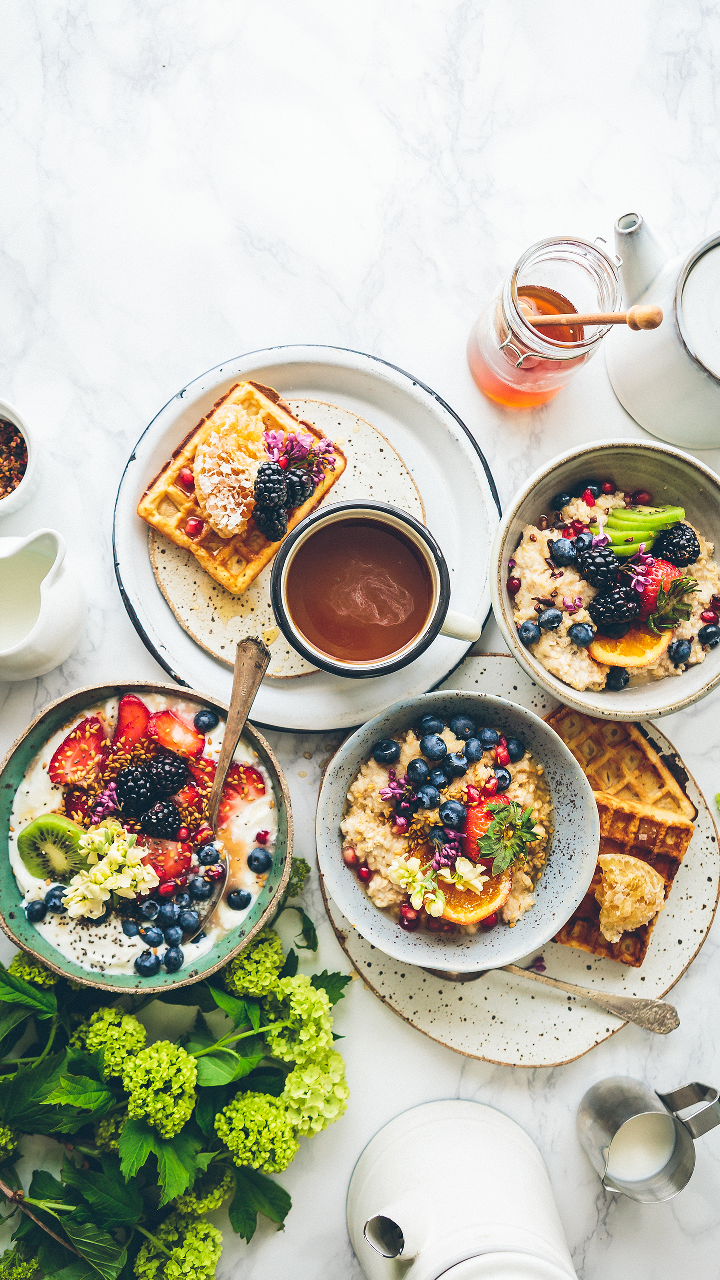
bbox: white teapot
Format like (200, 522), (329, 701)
(0, 529), (86, 681)
(606, 212), (720, 450)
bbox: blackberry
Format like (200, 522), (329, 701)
(651, 522), (701, 568)
(285, 468), (315, 509)
(577, 544), (620, 589)
(140, 800), (182, 840)
(253, 505), (288, 542)
(254, 461), (287, 508)
(116, 766), (158, 817)
(588, 586), (642, 627)
(147, 754), (188, 797)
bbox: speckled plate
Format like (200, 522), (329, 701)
(320, 655), (720, 1067)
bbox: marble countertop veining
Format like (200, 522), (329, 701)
(2, 2), (720, 1276)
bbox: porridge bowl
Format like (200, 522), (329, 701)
(316, 691), (598, 972)
(491, 439), (720, 721)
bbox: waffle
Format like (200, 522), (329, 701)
(137, 381), (346, 595)
(546, 705), (695, 820)
(553, 793), (695, 966)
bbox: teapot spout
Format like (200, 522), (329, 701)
(363, 1196), (428, 1260)
(614, 212), (668, 306)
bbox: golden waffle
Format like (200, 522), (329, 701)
(546, 705), (695, 820)
(553, 793), (695, 966)
(137, 381), (346, 595)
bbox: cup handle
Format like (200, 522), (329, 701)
(657, 1083), (720, 1139)
(440, 611), (482, 644)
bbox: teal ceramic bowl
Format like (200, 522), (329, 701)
(0, 683), (293, 993)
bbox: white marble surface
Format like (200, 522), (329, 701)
(2, 2), (720, 1276)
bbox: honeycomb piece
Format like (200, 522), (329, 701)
(193, 404), (265, 539)
(595, 852), (667, 943)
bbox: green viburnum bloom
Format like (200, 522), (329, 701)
(223, 926), (284, 999)
(282, 1050), (349, 1135)
(71, 1006), (147, 1079)
(8, 954), (58, 987)
(95, 1110), (127, 1152)
(174, 1167), (234, 1215)
(133, 1212), (222, 1280)
(0, 1125), (18, 1163)
(262, 974), (333, 1064)
(215, 1093), (299, 1174)
(123, 1041), (197, 1139)
(285, 855), (310, 899)
(0, 1247), (37, 1280)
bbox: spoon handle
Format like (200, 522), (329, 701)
(502, 964), (679, 1034)
(206, 638), (271, 832)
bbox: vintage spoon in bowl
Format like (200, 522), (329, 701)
(183, 637), (271, 945)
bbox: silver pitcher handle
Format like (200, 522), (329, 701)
(657, 1083), (720, 1139)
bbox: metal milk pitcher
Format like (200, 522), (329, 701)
(577, 1076), (720, 1203)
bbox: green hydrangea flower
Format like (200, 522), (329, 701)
(223, 927), (284, 999)
(285, 856), (310, 899)
(215, 1093), (299, 1173)
(174, 1167), (234, 1215)
(133, 1212), (222, 1280)
(8, 954), (58, 987)
(0, 1125), (18, 1164)
(282, 1050), (349, 1135)
(123, 1041), (197, 1139)
(95, 1111), (127, 1152)
(0, 1247), (37, 1280)
(71, 1006), (146, 1079)
(262, 974), (333, 1064)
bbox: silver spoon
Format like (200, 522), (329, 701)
(183, 637), (271, 944)
(424, 964), (679, 1034)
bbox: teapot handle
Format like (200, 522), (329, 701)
(657, 1083), (720, 1139)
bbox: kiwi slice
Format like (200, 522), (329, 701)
(608, 505), (684, 529)
(590, 527), (656, 556)
(17, 814), (88, 883)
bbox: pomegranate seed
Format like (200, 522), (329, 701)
(184, 517), (205, 539)
(571, 520), (588, 534)
(426, 915), (444, 931)
(701, 611), (719, 624)
(507, 558), (516, 569)
(481, 912), (499, 930)
(495, 746), (510, 767)
(499, 735), (507, 746)
(177, 467), (195, 491)
(581, 489), (596, 506)
(158, 882), (176, 898)
(711, 597), (720, 612)
(393, 816), (408, 834)
(176, 826), (189, 842)
(506, 577), (521, 596)
(357, 865), (373, 884)
(483, 777), (499, 796)
(400, 902), (418, 920)
(194, 827), (213, 845)
(465, 784), (482, 806)
(342, 846), (359, 868)
(442, 920), (456, 932)
(205, 864), (225, 880)
(277, 456), (289, 470)
(399, 913), (419, 931)
(176, 874), (190, 887)
(180, 842), (192, 854)
(631, 489), (653, 505)
(601, 480), (615, 494)
(255, 830), (269, 845)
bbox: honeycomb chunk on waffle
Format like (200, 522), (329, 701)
(136, 380), (346, 596)
(546, 705), (695, 821)
(553, 792), (695, 966)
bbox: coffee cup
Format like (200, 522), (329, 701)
(270, 501), (482, 679)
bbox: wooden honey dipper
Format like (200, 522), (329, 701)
(521, 303), (663, 330)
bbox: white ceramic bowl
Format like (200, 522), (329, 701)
(491, 438), (720, 721)
(0, 399), (38, 517)
(315, 690), (599, 972)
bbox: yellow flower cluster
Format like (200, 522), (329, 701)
(63, 820), (159, 919)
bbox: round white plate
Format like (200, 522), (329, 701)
(113, 346), (501, 732)
(320, 655), (720, 1067)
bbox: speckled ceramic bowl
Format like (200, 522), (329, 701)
(316, 690), (598, 972)
(490, 439), (720, 721)
(0, 398), (38, 516)
(0, 683), (292, 992)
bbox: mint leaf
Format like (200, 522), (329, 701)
(196, 1051), (263, 1087)
(62, 1214), (126, 1280)
(311, 971), (352, 1005)
(0, 964), (56, 1018)
(229, 1166), (291, 1240)
(118, 1117), (157, 1180)
(43, 1076), (115, 1115)
(207, 986), (248, 1026)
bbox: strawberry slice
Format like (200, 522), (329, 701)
(64, 786), (92, 826)
(141, 838), (193, 884)
(112, 694), (150, 748)
(147, 709), (205, 758)
(218, 763), (266, 829)
(48, 716), (106, 787)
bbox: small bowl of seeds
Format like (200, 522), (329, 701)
(0, 399), (37, 516)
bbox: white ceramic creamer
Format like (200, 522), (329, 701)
(0, 529), (86, 680)
(347, 1100), (577, 1280)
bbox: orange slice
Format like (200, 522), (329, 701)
(440, 868), (513, 924)
(588, 625), (671, 669)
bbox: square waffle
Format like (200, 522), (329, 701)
(553, 793), (695, 966)
(137, 380), (346, 595)
(546, 705), (695, 820)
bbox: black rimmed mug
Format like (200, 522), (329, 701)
(269, 501), (482, 679)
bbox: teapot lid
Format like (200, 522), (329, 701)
(677, 234), (720, 383)
(441, 1254), (576, 1280)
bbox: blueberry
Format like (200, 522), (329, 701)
(474, 728), (497, 750)
(538, 608), (563, 631)
(420, 734), (447, 761)
(406, 758), (430, 787)
(699, 624), (720, 648)
(139, 925), (164, 947)
(135, 950), (161, 977)
(248, 848), (273, 874)
(157, 902), (180, 926)
(449, 715), (476, 740)
(551, 491), (572, 510)
(163, 947), (184, 973)
(574, 530), (593, 553)
(190, 876), (214, 900)
(601, 622), (631, 640)
(519, 620), (541, 647)
(429, 767), (449, 789)
(140, 899), (160, 920)
(194, 708), (220, 733)
(568, 622), (595, 648)
(506, 737), (526, 763)
(164, 925), (183, 947)
(418, 714), (444, 736)
(605, 667), (630, 691)
(175, 893), (191, 910)
(494, 767), (512, 791)
(416, 784), (441, 810)
(179, 908), (201, 931)
(428, 825), (448, 844)
(25, 899), (47, 922)
(549, 538), (577, 567)
(372, 739), (401, 765)
(44, 887), (67, 914)
(668, 638), (692, 668)
(197, 844), (219, 865)
(122, 919), (140, 937)
(438, 799), (467, 830)
(572, 478), (601, 498)
(227, 890), (252, 911)
(464, 738), (484, 763)
(444, 752), (467, 778)
(193, 932), (206, 943)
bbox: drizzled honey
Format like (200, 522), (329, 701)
(469, 286), (585, 408)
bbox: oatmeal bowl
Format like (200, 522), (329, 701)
(491, 439), (720, 720)
(0, 682), (292, 992)
(316, 691), (598, 972)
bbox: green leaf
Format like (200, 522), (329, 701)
(118, 1117), (157, 1181)
(195, 1085), (228, 1138)
(157, 983), (218, 1012)
(207, 986), (248, 1026)
(62, 1214), (127, 1280)
(241, 1066), (287, 1096)
(0, 963), (56, 1018)
(184, 1009), (215, 1054)
(245, 999), (260, 1033)
(54, 1263), (99, 1280)
(292, 908), (318, 951)
(155, 1130), (203, 1205)
(229, 1166), (291, 1241)
(196, 1051), (262, 1087)
(310, 971), (352, 1005)
(38, 1237), (78, 1273)
(279, 948), (298, 978)
(0, 1004), (32, 1052)
(30, 1168), (68, 1201)
(62, 1156), (143, 1229)
(43, 1076), (116, 1115)
(0, 1053), (71, 1132)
